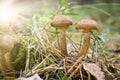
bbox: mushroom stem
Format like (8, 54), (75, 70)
(0, 55), (7, 75)
(4, 52), (13, 70)
(0, 53), (14, 77)
(78, 32), (91, 57)
(0, 54), (12, 77)
(59, 29), (68, 56)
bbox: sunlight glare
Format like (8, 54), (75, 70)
(0, 4), (18, 23)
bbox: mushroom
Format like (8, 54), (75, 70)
(0, 34), (19, 76)
(76, 18), (100, 57)
(51, 15), (72, 56)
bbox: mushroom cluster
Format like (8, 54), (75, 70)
(51, 16), (100, 58)
(51, 16), (101, 78)
(0, 34), (19, 76)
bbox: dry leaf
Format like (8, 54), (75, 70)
(16, 74), (43, 80)
(67, 43), (78, 56)
(83, 63), (105, 80)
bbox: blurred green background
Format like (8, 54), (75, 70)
(9, 0), (120, 34)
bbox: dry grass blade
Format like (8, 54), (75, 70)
(26, 54), (51, 76)
(26, 64), (63, 76)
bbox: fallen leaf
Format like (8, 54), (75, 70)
(83, 63), (105, 80)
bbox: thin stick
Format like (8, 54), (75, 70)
(69, 63), (83, 78)
(65, 55), (84, 76)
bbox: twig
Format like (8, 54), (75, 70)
(65, 55), (84, 76)
(69, 63), (83, 78)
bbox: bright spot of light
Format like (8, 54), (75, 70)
(0, 7), (13, 21)
(0, 3), (18, 23)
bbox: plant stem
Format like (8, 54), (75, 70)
(59, 29), (68, 56)
(25, 40), (30, 73)
(78, 32), (91, 57)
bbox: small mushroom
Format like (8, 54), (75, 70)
(0, 34), (19, 75)
(76, 18), (100, 57)
(51, 15), (72, 56)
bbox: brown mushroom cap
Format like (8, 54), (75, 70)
(76, 18), (100, 32)
(51, 15), (72, 29)
(0, 35), (19, 53)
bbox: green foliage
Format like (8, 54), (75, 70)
(61, 0), (68, 7)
